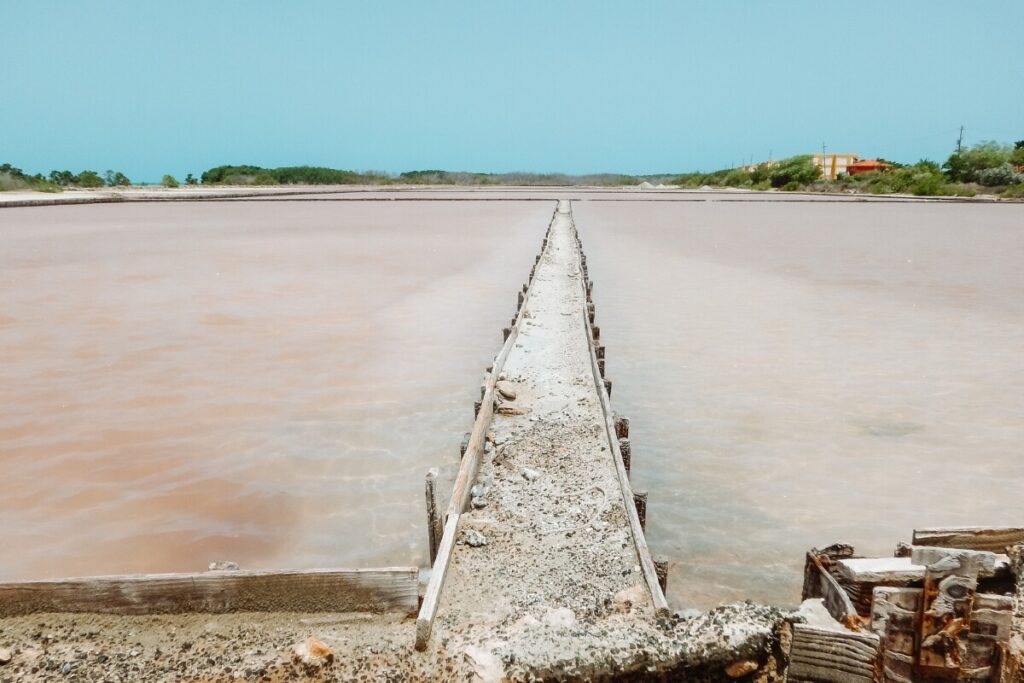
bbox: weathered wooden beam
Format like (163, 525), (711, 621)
(912, 527), (1024, 554)
(425, 469), (442, 565)
(416, 206), (555, 651)
(802, 547), (859, 625)
(0, 567), (419, 617)
(788, 623), (880, 683)
(575, 232), (669, 618)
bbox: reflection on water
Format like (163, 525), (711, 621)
(0, 200), (550, 579)
(577, 200), (1024, 608)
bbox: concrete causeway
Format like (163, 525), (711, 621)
(425, 199), (662, 650)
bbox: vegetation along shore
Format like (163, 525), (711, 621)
(3, 139), (1022, 198)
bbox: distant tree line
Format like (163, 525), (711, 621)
(199, 165), (390, 186)
(198, 165), (673, 187)
(0, 163), (134, 192)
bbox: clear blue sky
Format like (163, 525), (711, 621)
(2, 1), (1021, 181)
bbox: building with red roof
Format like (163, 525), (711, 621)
(847, 159), (893, 175)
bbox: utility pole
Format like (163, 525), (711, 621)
(956, 125), (965, 154)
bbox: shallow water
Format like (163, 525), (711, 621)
(2, 195), (1022, 610)
(0, 200), (550, 579)
(576, 200), (1024, 607)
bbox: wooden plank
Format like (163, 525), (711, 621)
(804, 549), (859, 624)
(414, 205), (557, 651)
(788, 623), (880, 683)
(0, 567), (418, 617)
(912, 527), (1024, 554)
(572, 204), (670, 618)
(837, 552), (1009, 584)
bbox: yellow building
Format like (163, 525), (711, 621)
(812, 153), (859, 180)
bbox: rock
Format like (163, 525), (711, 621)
(61, 662), (74, 675)
(471, 497), (488, 509)
(292, 637), (334, 666)
(464, 645), (504, 682)
(463, 530), (488, 547)
(471, 484), (487, 498)
(610, 584), (647, 613)
(725, 659), (758, 678)
(522, 468), (540, 482)
(674, 607), (703, 620)
(541, 607), (576, 628)
(0, 648), (10, 665)
(514, 614), (541, 631)
(496, 381), (517, 401)
(208, 560), (239, 571)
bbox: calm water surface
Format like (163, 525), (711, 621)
(2, 196), (1022, 610)
(577, 200), (1024, 607)
(0, 200), (550, 579)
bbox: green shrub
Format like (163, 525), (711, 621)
(944, 141), (1012, 182)
(977, 163), (1023, 187)
(769, 156), (820, 188)
(77, 170), (104, 188)
(1001, 184), (1024, 199)
(161, 174), (179, 188)
(104, 170), (131, 186)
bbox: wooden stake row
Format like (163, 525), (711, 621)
(567, 202), (671, 612)
(416, 206), (559, 650)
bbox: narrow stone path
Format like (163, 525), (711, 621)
(428, 201), (659, 675)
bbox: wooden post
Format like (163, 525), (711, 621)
(911, 547), (992, 677)
(597, 359), (605, 377)
(502, 327), (511, 341)
(619, 437), (631, 473)
(425, 469), (442, 565)
(517, 291), (524, 310)
(591, 325), (600, 341)
(654, 556), (669, 593)
(614, 415), (629, 439)
(460, 432), (471, 458)
(604, 378), (612, 397)
(474, 401), (481, 418)
(633, 491), (647, 531)
(595, 344), (605, 360)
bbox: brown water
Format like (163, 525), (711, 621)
(576, 200), (1024, 607)
(2, 195), (1022, 610)
(0, 200), (550, 579)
